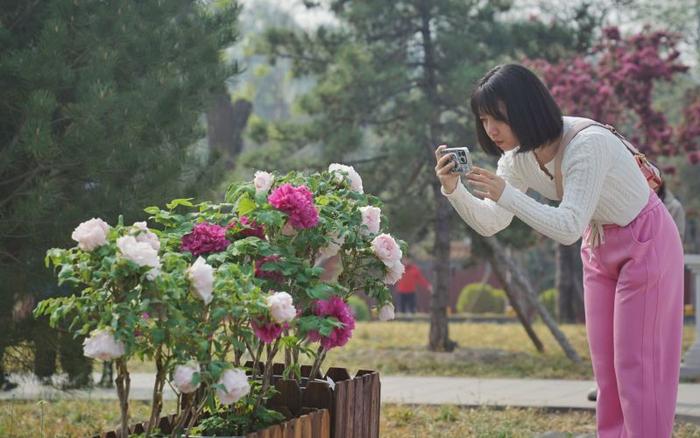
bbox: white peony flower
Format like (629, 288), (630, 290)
(217, 369), (250, 405)
(266, 291), (296, 324)
(378, 303), (395, 321)
(132, 221), (160, 251)
(83, 329), (125, 361)
(371, 233), (402, 267)
(253, 171), (274, 195)
(359, 206), (381, 236)
(384, 260), (405, 285)
(315, 232), (345, 265)
(117, 235), (161, 279)
(329, 163), (363, 193)
(187, 257), (214, 305)
(71, 218), (110, 251)
(172, 363), (200, 394)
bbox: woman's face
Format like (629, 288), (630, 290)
(479, 113), (519, 152)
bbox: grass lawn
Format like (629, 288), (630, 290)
(1, 321), (697, 436)
(120, 320), (695, 380)
(2, 400), (700, 437)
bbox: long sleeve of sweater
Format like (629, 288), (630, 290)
(441, 152), (529, 237)
(496, 131), (612, 245)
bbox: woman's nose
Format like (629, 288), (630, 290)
(487, 124), (498, 137)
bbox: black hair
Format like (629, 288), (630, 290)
(470, 64), (563, 156)
(657, 181), (667, 202)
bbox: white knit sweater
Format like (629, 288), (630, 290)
(442, 116), (650, 246)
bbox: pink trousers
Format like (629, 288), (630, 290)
(581, 191), (684, 438)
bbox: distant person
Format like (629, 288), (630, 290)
(395, 256), (432, 314)
(435, 63), (684, 437)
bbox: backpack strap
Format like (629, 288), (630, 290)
(554, 120), (660, 199)
(554, 119), (600, 199)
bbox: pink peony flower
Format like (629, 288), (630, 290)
(187, 257), (215, 305)
(329, 163), (364, 193)
(132, 222), (160, 251)
(378, 303), (395, 321)
(253, 171), (274, 195)
(227, 216), (265, 240)
(181, 222), (230, 257)
(217, 369), (250, 405)
(117, 235), (161, 279)
(83, 329), (125, 361)
(71, 218), (110, 251)
(267, 184), (319, 229)
(173, 363), (200, 394)
(384, 260), (405, 285)
(371, 233), (402, 267)
(254, 255), (284, 283)
(359, 206), (381, 235)
(251, 319), (286, 344)
(307, 296), (356, 349)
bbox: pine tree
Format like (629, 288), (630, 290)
(0, 0), (241, 374)
(254, 0), (593, 352)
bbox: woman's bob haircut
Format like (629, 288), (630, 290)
(470, 64), (563, 156)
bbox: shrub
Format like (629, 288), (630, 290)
(539, 288), (558, 319)
(347, 295), (370, 321)
(456, 283), (506, 314)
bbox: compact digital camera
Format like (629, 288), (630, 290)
(439, 147), (473, 174)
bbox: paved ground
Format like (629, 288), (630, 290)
(2, 372), (699, 426)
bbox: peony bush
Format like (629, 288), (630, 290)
(35, 164), (405, 437)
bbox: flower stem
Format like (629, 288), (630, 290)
(115, 358), (131, 438)
(309, 345), (326, 382)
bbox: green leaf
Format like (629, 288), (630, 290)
(151, 328), (166, 344)
(236, 194), (256, 216)
(307, 284), (334, 300)
(166, 198), (194, 210)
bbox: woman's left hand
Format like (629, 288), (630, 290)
(466, 166), (506, 202)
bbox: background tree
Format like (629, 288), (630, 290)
(251, 0), (594, 354)
(0, 0), (241, 381)
(528, 26), (699, 321)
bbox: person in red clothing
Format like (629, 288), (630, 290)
(394, 256), (432, 314)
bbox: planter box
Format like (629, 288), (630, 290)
(91, 408), (330, 438)
(256, 364), (380, 438)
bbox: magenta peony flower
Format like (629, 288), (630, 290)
(227, 216), (265, 240)
(181, 222), (229, 257)
(251, 319), (287, 344)
(307, 296), (356, 349)
(254, 255), (284, 283)
(267, 183), (319, 229)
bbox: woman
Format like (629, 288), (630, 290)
(434, 63), (684, 437)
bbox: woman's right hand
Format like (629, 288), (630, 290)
(434, 145), (460, 194)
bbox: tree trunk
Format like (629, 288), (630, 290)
(206, 93), (252, 170)
(508, 247), (538, 323)
(487, 249), (545, 352)
(419, 0), (455, 352)
(556, 241), (585, 323)
(485, 237), (582, 363)
(429, 187), (456, 351)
